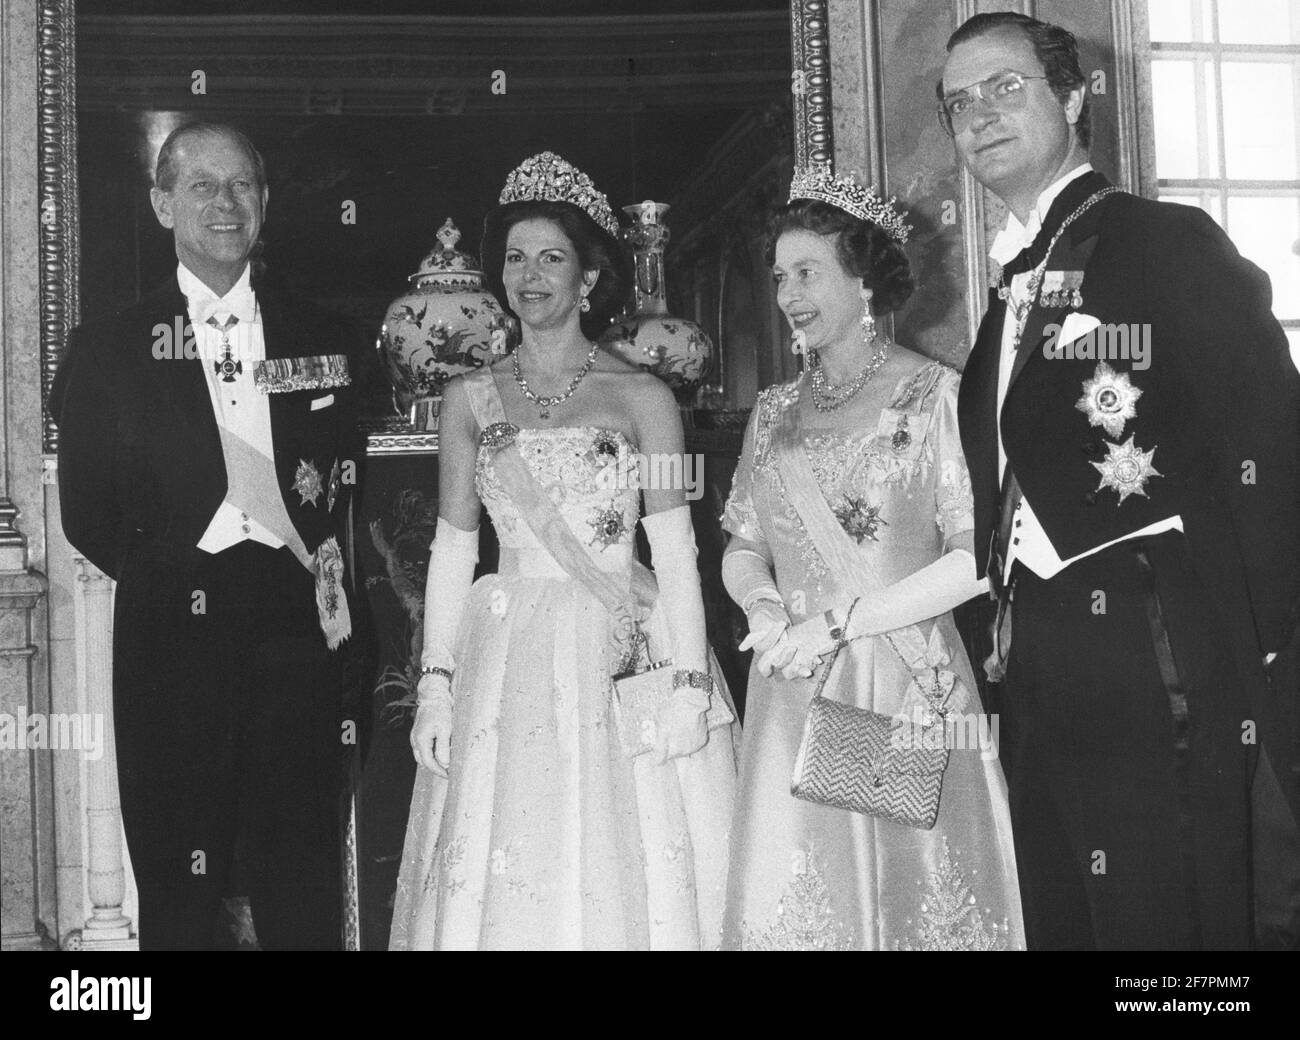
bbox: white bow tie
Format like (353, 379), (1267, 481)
(190, 287), (256, 325)
(989, 212), (1045, 268)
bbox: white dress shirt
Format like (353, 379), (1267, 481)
(991, 165), (1182, 581)
(176, 262), (286, 553)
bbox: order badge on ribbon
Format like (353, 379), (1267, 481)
(313, 535), (352, 649)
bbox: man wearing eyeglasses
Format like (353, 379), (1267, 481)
(942, 12), (1300, 950)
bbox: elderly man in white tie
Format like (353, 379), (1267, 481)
(55, 122), (364, 950)
(942, 12), (1300, 950)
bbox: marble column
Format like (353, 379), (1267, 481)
(68, 558), (134, 950)
(0, 0), (57, 952)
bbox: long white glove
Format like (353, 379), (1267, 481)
(410, 518), (479, 776)
(723, 546), (791, 660)
(757, 549), (988, 677)
(642, 505), (711, 763)
(722, 544), (783, 614)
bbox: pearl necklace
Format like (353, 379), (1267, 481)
(512, 341), (601, 419)
(809, 338), (892, 412)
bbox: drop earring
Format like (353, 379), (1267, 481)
(860, 302), (877, 344)
(580, 295), (591, 313)
(791, 328), (806, 356)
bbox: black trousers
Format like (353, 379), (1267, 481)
(1003, 532), (1253, 950)
(112, 541), (344, 950)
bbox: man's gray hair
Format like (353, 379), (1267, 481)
(154, 122), (266, 192)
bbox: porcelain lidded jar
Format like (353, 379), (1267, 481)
(599, 201), (713, 398)
(378, 217), (513, 429)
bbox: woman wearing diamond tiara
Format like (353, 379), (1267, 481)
(389, 152), (737, 950)
(719, 166), (1024, 949)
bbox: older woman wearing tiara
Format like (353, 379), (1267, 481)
(719, 166), (1024, 950)
(389, 153), (737, 950)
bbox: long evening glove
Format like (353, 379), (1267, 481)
(409, 518), (479, 776)
(641, 505), (712, 763)
(757, 549), (988, 677)
(722, 546), (791, 660)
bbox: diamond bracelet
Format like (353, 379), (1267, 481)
(672, 668), (713, 694)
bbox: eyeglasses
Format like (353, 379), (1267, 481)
(938, 71), (1050, 135)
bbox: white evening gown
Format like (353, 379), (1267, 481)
(390, 366), (737, 950)
(720, 362), (1024, 950)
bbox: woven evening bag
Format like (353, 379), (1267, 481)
(791, 640), (950, 829)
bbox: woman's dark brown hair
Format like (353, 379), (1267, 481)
(765, 200), (915, 315)
(482, 201), (632, 340)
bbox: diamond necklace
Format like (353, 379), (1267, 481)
(809, 338), (892, 412)
(512, 340), (601, 419)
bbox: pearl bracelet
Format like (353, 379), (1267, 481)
(419, 665), (453, 682)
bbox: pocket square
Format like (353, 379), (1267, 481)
(1057, 312), (1101, 347)
(310, 394), (335, 411)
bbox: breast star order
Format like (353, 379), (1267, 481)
(1091, 435), (1160, 504)
(293, 458), (324, 507)
(1075, 361), (1142, 439)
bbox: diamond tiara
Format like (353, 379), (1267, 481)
(497, 151), (620, 239)
(788, 165), (912, 244)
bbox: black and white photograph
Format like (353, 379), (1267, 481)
(1, 0), (1298, 1010)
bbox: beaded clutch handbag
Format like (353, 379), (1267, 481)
(611, 628), (730, 758)
(612, 660), (677, 757)
(612, 625), (676, 756)
(790, 640), (952, 829)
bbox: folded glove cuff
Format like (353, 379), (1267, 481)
(723, 545), (780, 614)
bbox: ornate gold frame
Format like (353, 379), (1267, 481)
(791, 0), (834, 170)
(38, 0), (78, 454)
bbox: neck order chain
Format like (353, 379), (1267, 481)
(512, 340), (601, 419)
(997, 187), (1121, 329)
(809, 337), (892, 412)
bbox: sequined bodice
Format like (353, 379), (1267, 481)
(475, 425), (641, 554)
(800, 426), (925, 503)
(723, 361), (975, 609)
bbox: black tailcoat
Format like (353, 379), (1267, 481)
(55, 271), (368, 950)
(55, 272), (363, 579)
(958, 170), (1300, 948)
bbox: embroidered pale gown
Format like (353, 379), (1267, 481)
(389, 367), (737, 950)
(721, 362), (1024, 950)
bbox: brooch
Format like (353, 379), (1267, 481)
(588, 505), (629, 548)
(479, 421), (519, 449)
(1091, 435), (1161, 504)
(1075, 362), (1142, 438)
(890, 414), (912, 451)
(293, 458), (324, 507)
(833, 496), (887, 543)
(1039, 269), (1085, 310)
(593, 431), (620, 458)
